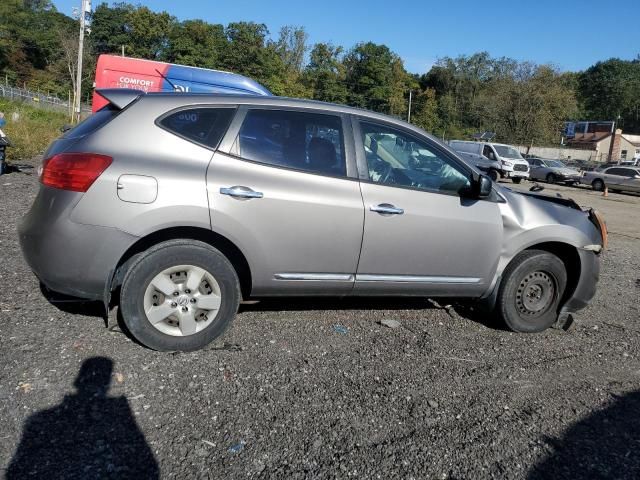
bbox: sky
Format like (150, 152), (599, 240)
(52, 0), (639, 74)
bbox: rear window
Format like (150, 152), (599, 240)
(158, 107), (235, 149)
(63, 105), (119, 139)
(236, 109), (346, 177)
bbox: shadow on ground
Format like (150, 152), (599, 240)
(7, 357), (159, 479)
(529, 390), (640, 479)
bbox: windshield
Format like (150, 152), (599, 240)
(546, 160), (566, 168)
(494, 145), (523, 159)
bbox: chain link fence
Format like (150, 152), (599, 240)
(0, 84), (91, 114)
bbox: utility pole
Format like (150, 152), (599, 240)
(407, 90), (412, 123)
(74, 0), (91, 122)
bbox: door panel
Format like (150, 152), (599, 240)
(352, 119), (503, 296)
(355, 182), (502, 296)
(207, 151), (364, 295)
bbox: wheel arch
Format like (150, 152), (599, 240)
(482, 240), (581, 313)
(109, 226), (253, 304)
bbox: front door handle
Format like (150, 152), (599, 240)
(370, 203), (404, 215)
(220, 186), (264, 199)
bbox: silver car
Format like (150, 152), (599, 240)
(527, 158), (581, 184)
(581, 166), (640, 193)
(19, 89), (606, 351)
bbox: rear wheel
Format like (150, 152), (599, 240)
(496, 250), (567, 333)
(120, 240), (240, 351)
(546, 173), (557, 184)
(592, 179), (605, 191)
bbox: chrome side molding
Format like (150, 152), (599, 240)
(274, 273), (355, 281)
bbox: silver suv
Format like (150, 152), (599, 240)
(19, 90), (606, 351)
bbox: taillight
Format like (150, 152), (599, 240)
(40, 153), (112, 192)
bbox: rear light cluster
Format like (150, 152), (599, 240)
(40, 153), (112, 192)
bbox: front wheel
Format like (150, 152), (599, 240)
(592, 179), (605, 191)
(488, 169), (499, 182)
(512, 177), (523, 184)
(496, 250), (567, 333)
(120, 240), (240, 351)
(546, 173), (557, 184)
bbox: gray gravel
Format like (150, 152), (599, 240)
(1, 171), (640, 479)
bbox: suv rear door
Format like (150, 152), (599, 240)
(207, 106), (364, 295)
(352, 117), (502, 296)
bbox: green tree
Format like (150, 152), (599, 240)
(304, 43), (348, 104)
(90, 2), (135, 55)
(165, 20), (227, 68)
(411, 88), (438, 133)
(579, 59), (640, 133)
(343, 42), (409, 114)
(125, 6), (175, 59)
(221, 22), (286, 93)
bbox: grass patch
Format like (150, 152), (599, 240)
(0, 98), (69, 163)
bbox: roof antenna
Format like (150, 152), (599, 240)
(155, 69), (180, 92)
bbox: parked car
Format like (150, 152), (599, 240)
(19, 89), (606, 351)
(581, 166), (640, 193)
(449, 140), (530, 183)
(527, 158), (581, 184)
(595, 162), (619, 172)
(620, 159), (640, 167)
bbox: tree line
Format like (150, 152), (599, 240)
(2, 0), (639, 144)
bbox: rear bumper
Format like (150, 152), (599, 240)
(18, 186), (137, 301)
(555, 173), (581, 182)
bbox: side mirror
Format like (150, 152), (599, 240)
(477, 174), (493, 198)
(462, 174), (493, 199)
(61, 124), (73, 133)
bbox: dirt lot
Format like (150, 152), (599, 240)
(1, 171), (639, 479)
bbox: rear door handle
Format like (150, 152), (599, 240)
(370, 203), (404, 215)
(220, 186), (264, 199)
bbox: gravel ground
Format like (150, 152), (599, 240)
(1, 169), (639, 479)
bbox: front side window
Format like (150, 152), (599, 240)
(236, 109), (346, 177)
(359, 121), (470, 195)
(606, 168), (626, 176)
(483, 145), (495, 160)
(159, 107), (235, 149)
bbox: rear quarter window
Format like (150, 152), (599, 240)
(63, 105), (119, 139)
(158, 107), (235, 149)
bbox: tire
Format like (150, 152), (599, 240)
(512, 177), (522, 184)
(546, 173), (557, 184)
(592, 179), (605, 191)
(496, 250), (567, 333)
(488, 169), (499, 181)
(120, 240), (240, 351)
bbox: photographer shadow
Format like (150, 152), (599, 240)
(7, 357), (159, 479)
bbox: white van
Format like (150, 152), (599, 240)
(449, 140), (529, 183)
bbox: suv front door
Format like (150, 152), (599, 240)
(353, 119), (503, 296)
(207, 106), (364, 295)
